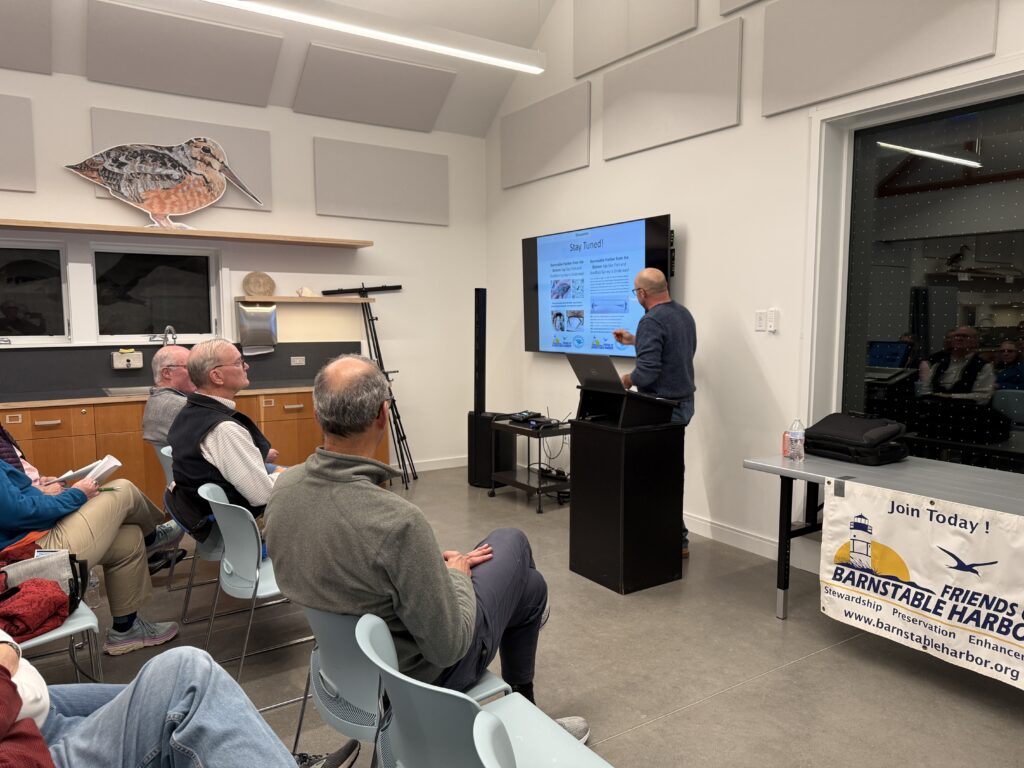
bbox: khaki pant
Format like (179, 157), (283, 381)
(38, 479), (164, 617)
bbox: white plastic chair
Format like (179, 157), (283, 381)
(992, 389), (1024, 428)
(21, 603), (102, 682)
(158, 445), (224, 623)
(292, 608), (511, 753)
(197, 483), (311, 684)
(355, 614), (611, 768)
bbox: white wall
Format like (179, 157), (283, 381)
(0, 69), (488, 469)
(483, 0), (1024, 566)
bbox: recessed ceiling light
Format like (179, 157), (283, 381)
(198, 0), (546, 74)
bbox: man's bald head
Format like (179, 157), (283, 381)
(313, 355), (390, 438)
(635, 268), (669, 295)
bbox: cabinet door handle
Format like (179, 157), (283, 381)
(283, 404), (305, 411)
(34, 419), (63, 427)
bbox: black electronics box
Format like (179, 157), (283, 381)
(468, 412), (516, 488)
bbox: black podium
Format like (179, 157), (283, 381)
(569, 387), (684, 594)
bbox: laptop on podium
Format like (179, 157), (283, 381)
(566, 354), (625, 393)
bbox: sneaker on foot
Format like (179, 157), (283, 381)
(146, 521), (184, 555)
(294, 739), (360, 768)
(148, 548), (187, 575)
(103, 618), (179, 656)
(556, 716), (590, 744)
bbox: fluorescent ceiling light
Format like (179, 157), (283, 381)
(197, 0), (546, 74)
(876, 141), (982, 169)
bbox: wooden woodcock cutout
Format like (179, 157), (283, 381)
(65, 137), (262, 228)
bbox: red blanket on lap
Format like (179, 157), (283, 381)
(0, 579), (69, 643)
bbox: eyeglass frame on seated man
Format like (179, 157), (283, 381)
(212, 355), (248, 370)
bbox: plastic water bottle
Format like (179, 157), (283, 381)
(786, 419), (806, 462)
(85, 568), (102, 609)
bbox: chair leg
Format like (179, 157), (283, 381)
(88, 629), (102, 682)
(236, 591), (259, 683)
(181, 554), (201, 623)
(68, 636), (81, 684)
(292, 663), (313, 753)
(204, 585), (222, 652)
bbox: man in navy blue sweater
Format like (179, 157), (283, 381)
(613, 268), (697, 555)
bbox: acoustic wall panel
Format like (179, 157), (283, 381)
(0, 95), (36, 192)
(314, 138), (449, 226)
(500, 82), (590, 189)
(0, 0), (51, 75)
(603, 19), (742, 161)
(574, 0), (697, 77)
(763, 0), (998, 117)
(294, 44), (456, 132)
(86, 0), (282, 107)
(90, 108), (272, 211)
(721, 0), (761, 14)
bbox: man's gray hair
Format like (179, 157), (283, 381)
(187, 339), (233, 388)
(314, 354), (391, 437)
(151, 346), (179, 384)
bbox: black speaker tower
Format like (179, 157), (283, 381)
(468, 288), (514, 487)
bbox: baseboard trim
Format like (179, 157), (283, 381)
(684, 513), (822, 575)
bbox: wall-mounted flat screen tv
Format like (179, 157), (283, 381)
(522, 214), (671, 356)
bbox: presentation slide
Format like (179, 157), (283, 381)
(536, 219), (646, 355)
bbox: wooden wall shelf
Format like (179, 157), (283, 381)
(0, 218), (373, 250)
(234, 295), (373, 304)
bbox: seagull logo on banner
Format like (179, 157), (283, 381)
(937, 546), (998, 576)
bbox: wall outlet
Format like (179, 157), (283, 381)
(754, 310), (767, 332)
(290, 356), (306, 366)
(111, 351), (143, 370)
(767, 307), (779, 333)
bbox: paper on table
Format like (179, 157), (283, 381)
(58, 454), (122, 485)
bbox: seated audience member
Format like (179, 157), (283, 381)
(919, 326), (995, 404)
(994, 340), (1024, 390)
(142, 344), (195, 447)
(265, 355), (590, 742)
(0, 630), (359, 768)
(167, 339), (283, 540)
(0, 462), (180, 656)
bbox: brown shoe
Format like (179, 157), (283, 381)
(681, 546), (690, 559)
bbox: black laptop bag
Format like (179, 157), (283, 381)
(805, 413), (908, 466)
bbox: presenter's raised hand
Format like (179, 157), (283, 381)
(612, 329), (635, 345)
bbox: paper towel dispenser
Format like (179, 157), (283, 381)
(236, 301), (277, 356)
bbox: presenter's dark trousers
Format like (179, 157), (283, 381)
(671, 397), (694, 548)
(433, 528), (547, 691)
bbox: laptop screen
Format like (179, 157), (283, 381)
(866, 341), (911, 368)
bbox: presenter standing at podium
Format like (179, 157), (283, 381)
(613, 268), (697, 557)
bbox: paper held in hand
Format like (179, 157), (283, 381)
(58, 454), (122, 485)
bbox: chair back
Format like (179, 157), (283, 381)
(355, 614), (484, 768)
(156, 444), (174, 485)
(473, 711), (517, 768)
(992, 389), (1024, 428)
(303, 609), (382, 743)
(198, 483), (262, 598)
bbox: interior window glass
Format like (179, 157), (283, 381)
(0, 249), (64, 337)
(845, 95), (1024, 474)
(95, 251), (213, 336)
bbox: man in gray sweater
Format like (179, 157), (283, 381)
(142, 345), (195, 446)
(265, 355), (588, 742)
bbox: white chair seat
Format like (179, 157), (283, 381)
(21, 603), (102, 682)
(483, 694), (609, 767)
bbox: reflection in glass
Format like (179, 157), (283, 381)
(0, 249), (63, 336)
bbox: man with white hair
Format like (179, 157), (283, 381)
(142, 345), (195, 447)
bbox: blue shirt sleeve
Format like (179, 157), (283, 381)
(630, 314), (665, 390)
(0, 463), (86, 542)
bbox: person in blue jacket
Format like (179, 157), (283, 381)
(0, 461), (178, 656)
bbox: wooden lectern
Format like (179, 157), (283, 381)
(569, 387), (685, 594)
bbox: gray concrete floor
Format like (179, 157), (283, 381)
(30, 467), (1024, 767)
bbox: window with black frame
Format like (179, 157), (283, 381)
(0, 248), (65, 338)
(95, 251), (213, 336)
(845, 95), (1024, 474)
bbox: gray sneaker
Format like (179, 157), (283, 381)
(556, 716), (590, 744)
(103, 618), (179, 656)
(147, 521), (184, 555)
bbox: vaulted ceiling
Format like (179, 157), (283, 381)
(0, 0), (556, 137)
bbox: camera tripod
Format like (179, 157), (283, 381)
(323, 283), (417, 488)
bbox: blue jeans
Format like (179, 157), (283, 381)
(670, 398), (692, 547)
(434, 528), (547, 691)
(42, 647), (295, 768)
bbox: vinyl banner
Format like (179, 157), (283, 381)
(820, 480), (1024, 690)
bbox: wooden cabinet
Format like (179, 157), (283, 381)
(4, 388), (390, 505)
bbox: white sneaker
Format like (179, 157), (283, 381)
(147, 521), (184, 555)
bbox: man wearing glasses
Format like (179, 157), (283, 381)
(613, 268), (697, 557)
(142, 345), (195, 447)
(167, 339), (283, 541)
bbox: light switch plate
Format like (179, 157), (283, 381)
(290, 356), (306, 366)
(767, 307), (779, 333)
(754, 310), (767, 332)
